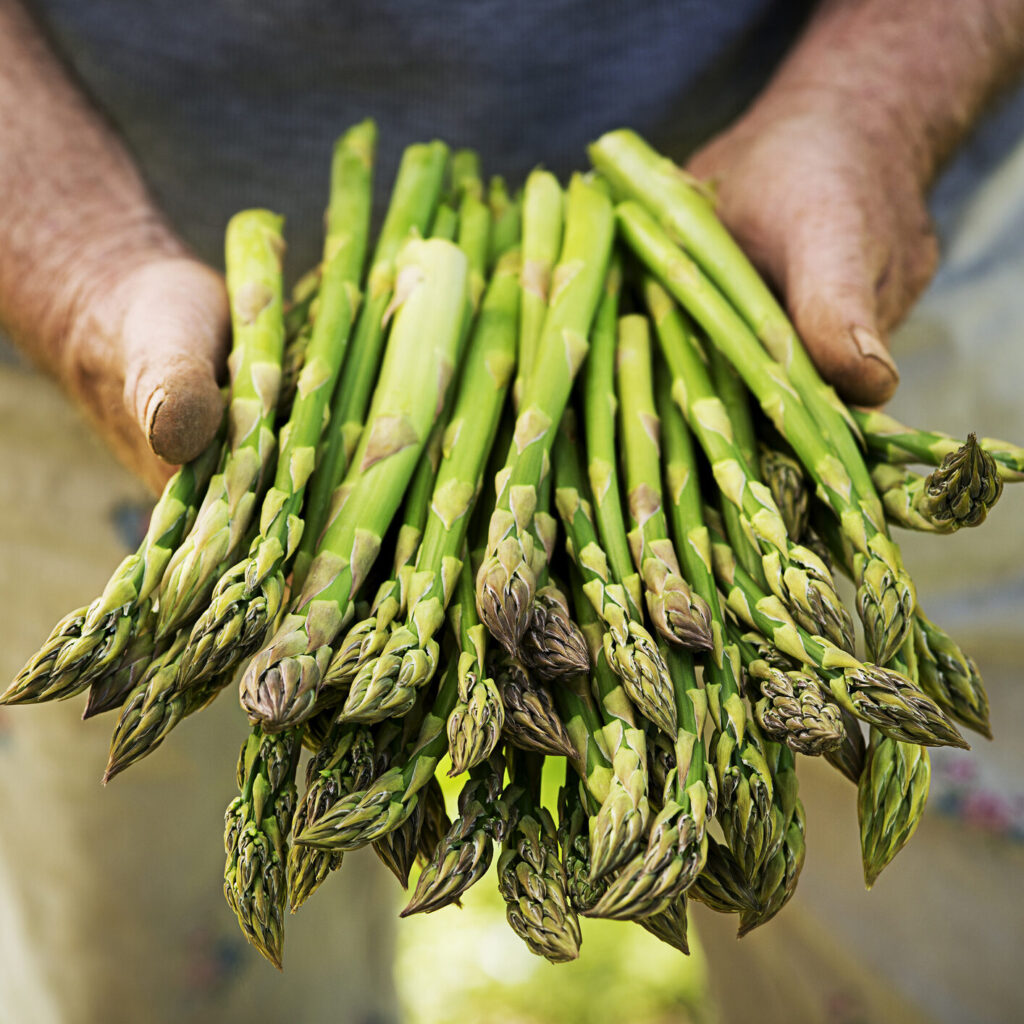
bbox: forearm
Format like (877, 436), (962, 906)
(761, 0), (1024, 188)
(0, 0), (184, 375)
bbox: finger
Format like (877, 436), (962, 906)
(783, 221), (901, 407)
(120, 259), (229, 464)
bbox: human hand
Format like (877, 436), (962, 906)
(687, 88), (938, 407)
(58, 254), (229, 493)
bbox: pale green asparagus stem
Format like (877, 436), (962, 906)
(156, 210), (287, 637)
(644, 277), (852, 654)
(476, 174), (614, 653)
(292, 140), (449, 592)
(240, 237), (468, 732)
(621, 203), (914, 664)
(179, 121), (375, 691)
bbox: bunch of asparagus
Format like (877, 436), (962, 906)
(9, 121), (1019, 970)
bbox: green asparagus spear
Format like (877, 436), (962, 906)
(476, 174), (614, 653)
(240, 236), (468, 732)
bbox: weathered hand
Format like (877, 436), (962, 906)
(58, 254), (229, 492)
(688, 89), (938, 408)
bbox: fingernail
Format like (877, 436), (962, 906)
(850, 325), (899, 382)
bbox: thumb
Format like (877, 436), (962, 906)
(121, 258), (230, 464)
(783, 232), (900, 407)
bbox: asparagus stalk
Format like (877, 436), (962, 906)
(638, 896), (690, 954)
(287, 722), (377, 911)
(338, 244), (518, 721)
(494, 654), (577, 760)
(179, 120), (375, 690)
(584, 644), (710, 921)
(852, 407), (1024, 483)
(644, 277), (852, 653)
(858, 642), (931, 888)
(582, 257), (637, 588)
(373, 776), (447, 887)
(223, 725), (303, 968)
(556, 774), (609, 914)
(155, 210), (287, 637)
(689, 836), (758, 916)
(710, 533), (967, 749)
(590, 128), (883, 516)
(446, 561), (505, 775)
(616, 314), (713, 650)
(295, 658), (461, 850)
(622, 204), (914, 665)
(2, 414), (227, 707)
(476, 173), (614, 653)
(738, 743), (805, 936)
(871, 435), (1003, 532)
(552, 422), (677, 736)
(487, 175), (522, 271)
(292, 140), (449, 591)
(497, 754), (582, 963)
(239, 236), (468, 732)
(401, 752), (516, 915)
(514, 169), (563, 409)
(730, 628), (846, 756)
(913, 613), (991, 738)
(759, 445), (810, 542)
(654, 367), (779, 878)
(569, 575), (652, 882)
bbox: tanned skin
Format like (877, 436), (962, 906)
(1, 0), (1023, 487)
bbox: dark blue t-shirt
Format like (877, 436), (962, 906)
(27, 0), (816, 274)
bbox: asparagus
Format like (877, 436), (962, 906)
(654, 368), (779, 879)
(582, 258), (636, 587)
(292, 140), (449, 592)
(913, 613), (991, 738)
(497, 755), (582, 963)
(638, 896), (690, 954)
(870, 435), (1003, 532)
(621, 203), (914, 664)
(156, 210), (286, 637)
(590, 129), (891, 535)
(82, 621), (156, 719)
(858, 643), (931, 887)
(223, 725), (302, 968)
(416, 775), (453, 867)
(730, 629), (846, 756)
(616, 314), (713, 650)
(287, 722), (377, 911)
(737, 742), (805, 935)
(556, 774), (609, 914)
(373, 777), (446, 887)
(710, 533), (967, 749)
(338, 244), (518, 721)
(644, 277), (852, 653)
(179, 120), (375, 690)
(2, 420), (225, 706)
(240, 236), (468, 732)
(514, 169), (563, 409)
(552, 422), (677, 736)
(487, 175), (522, 271)
(295, 657), (461, 850)
(689, 836), (758, 916)
(569, 579), (652, 881)
(401, 752), (516, 915)
(584, 644), (710, 921)
(852, 407), (1024, 483)
(446, 562), (505, 775)
(759, 445), (810, 541)
(494, 655), (577, 760)
(476, 173), (614, 653)
(519, 576), (591, 681)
